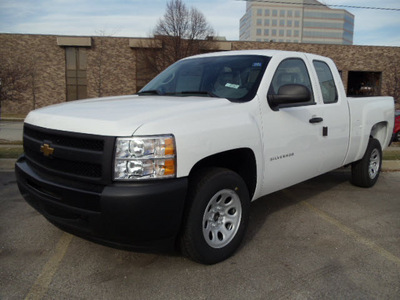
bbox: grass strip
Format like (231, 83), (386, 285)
(0, 146), (23, 158)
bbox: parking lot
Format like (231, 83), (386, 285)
(1, 168), (399, 299)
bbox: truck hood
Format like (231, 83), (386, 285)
(25, 95), (232, 136)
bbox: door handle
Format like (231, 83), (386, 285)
(309, 117), (323, 124)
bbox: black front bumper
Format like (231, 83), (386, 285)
(15, 156), (188, 252)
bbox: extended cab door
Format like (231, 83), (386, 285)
(259, 54), (349, 195)
(310, 59), (350, 172)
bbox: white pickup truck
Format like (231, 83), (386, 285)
(16, 50), (395, 264)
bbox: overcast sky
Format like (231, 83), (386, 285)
(0, 0), (399, 46)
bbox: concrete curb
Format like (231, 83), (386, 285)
(0, 118), (25, 122)
(382, 160), (400, 172)
(0, 159), (17, 171)
(2, 158), (399, 172)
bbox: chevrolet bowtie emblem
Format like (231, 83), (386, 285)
(40, 143), (54, 157)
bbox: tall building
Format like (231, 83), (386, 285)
(240, 0), (354, 45)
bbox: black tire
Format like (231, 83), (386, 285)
(351, 138), (382, 188)
(395, 131), (400, 142)
(180, 168), (250, 264)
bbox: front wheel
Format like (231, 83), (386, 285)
(351, 138), (382, 188)
(180, 168), (250, 264)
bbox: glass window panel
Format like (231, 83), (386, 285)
(269, 58), (314, 104)
(65, 47), (88, 101)
(66, 47), (76, 70)
(313, 60), (338, 103)
(78, 48), (87, 69)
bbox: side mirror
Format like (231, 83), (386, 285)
(268, 84), (311, 111)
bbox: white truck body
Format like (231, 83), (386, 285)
(17, 50), (395, 264)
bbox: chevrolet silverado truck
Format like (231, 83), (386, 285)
(15, 50), (395, 264)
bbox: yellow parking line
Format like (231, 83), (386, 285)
(301, 200), (400, 266)
(25, 232), (73, 300)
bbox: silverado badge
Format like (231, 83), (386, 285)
(40, 143), (54, 157)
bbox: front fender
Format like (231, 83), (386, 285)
(134, 99), (264, 179)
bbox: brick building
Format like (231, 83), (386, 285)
(0, 33), (399, 116)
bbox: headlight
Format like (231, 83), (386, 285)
(114, 135), (176, 180)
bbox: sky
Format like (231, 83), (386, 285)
(0, 0), (399, 46)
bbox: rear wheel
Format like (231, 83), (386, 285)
(351, 138), (382, 188)
(181, 168), (250, 264)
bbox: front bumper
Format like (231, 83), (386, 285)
(15, 156), (188, 252)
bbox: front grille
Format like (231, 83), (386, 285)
(24, 126), (104, 151)
(23, 124), (115, 184)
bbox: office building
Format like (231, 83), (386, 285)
(240, 0), (354, 44)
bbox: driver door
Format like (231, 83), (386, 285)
(261, 57), (325, 194)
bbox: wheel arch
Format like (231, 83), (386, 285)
(188, 148), (257, 200)
(370, 121), (389, 148)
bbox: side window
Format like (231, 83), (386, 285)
(269, 58), (314, 104)
(313, 60), (338, 104)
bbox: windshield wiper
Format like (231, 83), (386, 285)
(138, 90), (220, 98)
(173, 91), (219, 98)
(137, 90), (162, 96)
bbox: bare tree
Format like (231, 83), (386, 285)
(137, 0), (214, 77)
(0, 55), (31, 117)
(91, 30), (112, 97)
(28, 55), (39, 110)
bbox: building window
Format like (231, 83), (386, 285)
(264, 29), (270, 36)
(264, 19), (270, 26)
(265, 9), (270, 16)
(272, 9), (278, 17)
(280, 20), (285, 26)
(295, 20), (300, 27)
(65, 47), (87, 101)
(287, 20), (293, 27)
(272, 29), (277, 36)
(287, 30), (292, 36)
(257, 19), (262, 26)
(347, 71), (382, 96)
(279, 29), (285, 36)
(272, 19), (278, 26)
(280, 10), (285, 17)
(294, 30), (300, 37)
(257, 9), (262, 16)
(256, 29), (262, 36)
(287, 10), (293, 17)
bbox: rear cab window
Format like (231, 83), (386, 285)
(313, 60), (338, 104)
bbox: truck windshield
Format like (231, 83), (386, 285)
(138, 55), (270, 102)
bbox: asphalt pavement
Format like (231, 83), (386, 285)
(1, 169), (400, 299)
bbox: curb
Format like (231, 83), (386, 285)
(0, 118), (25, 122)
(382, 160), (400, 172)
(0, 159), (17, 171)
